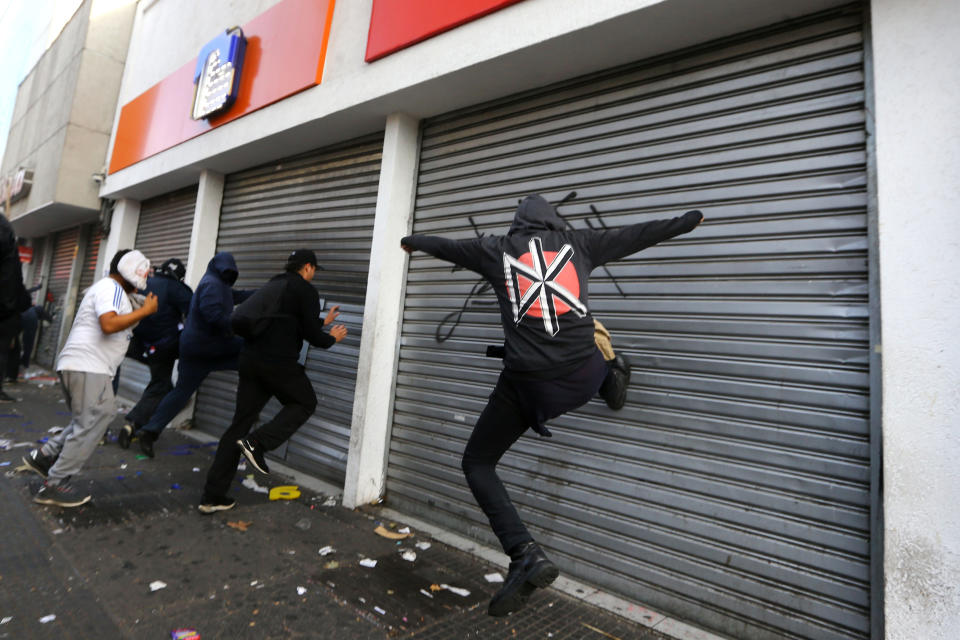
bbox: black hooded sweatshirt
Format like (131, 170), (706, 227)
(402, 195), (702, 377)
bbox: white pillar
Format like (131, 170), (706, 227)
(871, 1), (960, 639)
(101, 198), (140, 273)
(166, 169), (225, 431)
(185, 170), (224, 288)
(343, 113), (420, 509)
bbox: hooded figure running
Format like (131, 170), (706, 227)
(401, 195), (703, 616)
(128, 252), (252, 456)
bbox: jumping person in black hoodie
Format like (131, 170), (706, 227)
(401, 195), (703, 616)
(199, 249), (347, 514)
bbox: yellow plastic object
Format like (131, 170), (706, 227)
(268, 485), (301, 501)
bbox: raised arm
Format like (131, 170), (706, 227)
(401, 235), (486, 274)
(583, 210), (704, 267)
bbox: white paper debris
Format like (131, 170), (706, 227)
(358, 597), (366, 604)
(38, 614), (56, 624)
(484, 572), (504, 583)
(374, 606), (386, 615)
(51, 528), (64, 535)
(250, 580), (259, 586)
(441, 584), (471, 597)
(296, 586), (307, 596)
(241, 475), (268, 494)
(149, 581), (167, 592)
(120, 463), (127, 470)
(0, 438), (11, 450)
(398, 526), (411, 534)
(415, 542), (431, 551)
(192, 467), (200, 472)
(47, 426), (63, 434)
(359, 558), (377, 568)
(1, 617), (12, 625)
(419, 589), (434, 599)
(318, 546), (335, 556)
(400, 550), (417, 562)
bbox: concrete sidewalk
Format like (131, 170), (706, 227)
(0, 374), (679, 640)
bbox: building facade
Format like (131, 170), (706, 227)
(5, 1), (958, 639)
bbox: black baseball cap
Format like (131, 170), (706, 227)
(286, 249), (319, 270)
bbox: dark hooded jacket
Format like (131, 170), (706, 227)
(132, 274), (193, 348)
(179, 252), (252, 360)
(0, 217), (30, 322)
(402, 195), (702, 376)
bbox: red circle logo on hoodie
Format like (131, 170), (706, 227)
(511, 250), (580, 318)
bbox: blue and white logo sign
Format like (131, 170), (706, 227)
(192, 27), (247, 120)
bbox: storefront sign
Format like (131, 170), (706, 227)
(192, 27), (247, 120)
(18, 246), (33, 264)
(1, 167), (33, 204)
(365, 0), (526, 62)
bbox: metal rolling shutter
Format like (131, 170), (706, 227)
(28, 237), (47, 300)
(193, 134), (382, 485)
(35, 227), (79, 368)
(117, 186), (197, 402)
(77, 225), (102, 295)
(389, 8), (870, 640)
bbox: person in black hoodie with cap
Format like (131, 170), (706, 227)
(131, 252), (252, 456)
(118, 258), (193, 448)
(199, 249), (347, 514)
(401, 195), (704, 616)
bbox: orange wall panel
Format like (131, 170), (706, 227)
(110, 0), (336, 174)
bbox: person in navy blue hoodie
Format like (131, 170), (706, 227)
(118, 258), (193, 449)
(401, 195), (703, 617)
(132, 252), (252, 457)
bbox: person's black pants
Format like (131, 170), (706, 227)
(461, 349), (608, 557)
(20, 311), (37, 368)
(202, 352), (317, 500)
(0, 314), (22, 392)
(125, 341), (178, 428)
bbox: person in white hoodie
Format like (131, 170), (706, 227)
(23, 249), (158, 507)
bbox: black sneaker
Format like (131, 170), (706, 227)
(118, 424), (134, 449)
(33, 478), (91, 508)
(22, 449), (56, 478)
(198, 496), (237, 515)
(237, 438), (269, 474)
(488, 542), (559, 617)
(0, 390), (17, 403)
(598, 354), (631, 411)
(138, 430), (156, 458)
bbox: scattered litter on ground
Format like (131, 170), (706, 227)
(136, 454), (149, 460)
(51, 528), (64, 535)
(312, 494), (338, 507)
(170, 483), (182, 490)
(400, 550), (417, 562)
(374, 524), (412, 540)
(192, 467), (200, 472)
(47, 426), (63, 434)
(374, 606), (386, 615)
(171, 629), (200, 640)
(294, 518), (311, 531)
(268, 485), (300, 500)
(38, 614), (56, 624)
(398, 526), (411, 534)
(318, 545), (335, 556)
(431, 583), (470, 597)
(120, 463), (127, 470)
(237, 461), (247, 471)
(581, 622), (623, 640)
(0, 461), (9, 467)
(415, 541), (431, 550)
(485, 572), (504, 583)
(241, 475), (268, 494)
(359, 558), (377, 568)
(0, 438), (11, 450)
(250, 580), (259, 587)
(296, 586), (307, 596)
(323, 560), (339, 569)
(227, 521), (252, 532)
(150, 581), (167, 592)
(419, 589), (434, 599)
(1, 617), (11, 624)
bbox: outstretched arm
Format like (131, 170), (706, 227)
(401, 235), (486, 274)
(584, 210), (704, 267)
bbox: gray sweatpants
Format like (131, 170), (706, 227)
(42, 371), (115, 484)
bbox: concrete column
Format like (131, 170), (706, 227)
(102, 198), (140, 269)
(185, 170), (224, 288)
(871, 1), (960, 639)
(166, 169), (225, 431)
(343, 113), (420, 509)
(56, 224), (91, 352)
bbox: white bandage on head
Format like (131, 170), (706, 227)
(118, 250), (151, 290)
